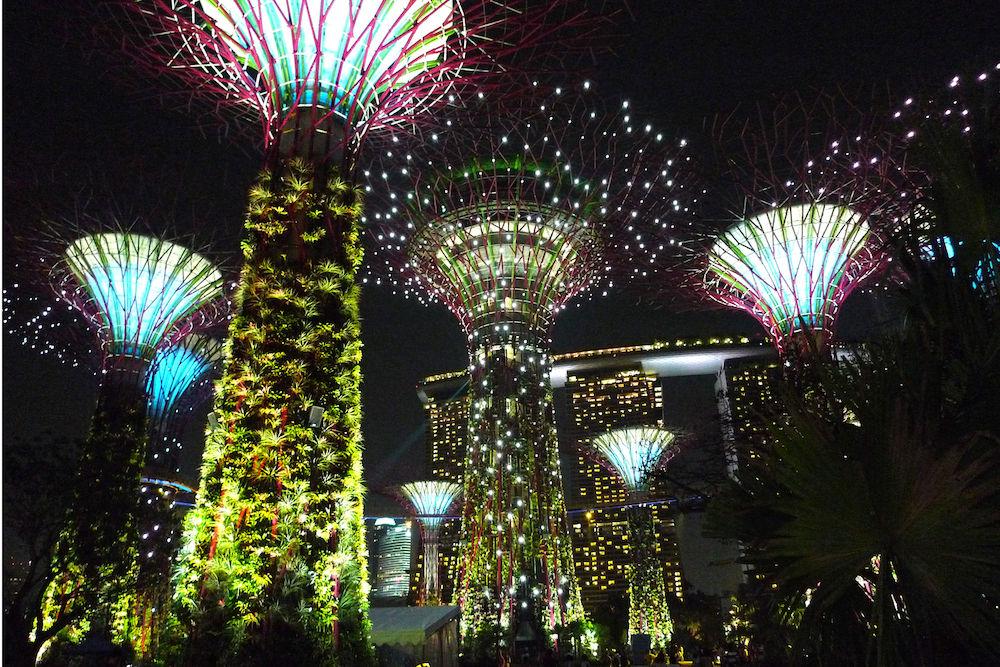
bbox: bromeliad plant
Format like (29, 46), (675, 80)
(169, 160), (370, 664)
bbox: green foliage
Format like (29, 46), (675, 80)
(34, 377), (148, 659)
(169, 159), (373, 665)
(625, 506), (673, 651)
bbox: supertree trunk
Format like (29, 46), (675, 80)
(625, 501), (672, 651)
(423, 532), (441, 603)
(457, 321), (583, 656)
(170, 158), (372, 666)
(40, 356), (149, 648)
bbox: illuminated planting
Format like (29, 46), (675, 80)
(34, 230), (224, 653)
(134, 475), (197, 659)
(123, 2), (592, 659)
(706, 203), (877, 350)
(400, 480), (462, 603)
(587, 426), (678, 651)
(61, 233), (222, 360)
(366, 90), (695, 653)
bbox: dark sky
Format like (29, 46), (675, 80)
(4, 1), (999, 492)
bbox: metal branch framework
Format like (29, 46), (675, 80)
(672, 95), (919, 356)
(123, 0), (603, 158)
(399, 480), (462, 603)
(588, 426), (678, 493)
(56, 232), (224, 364)
(365, 89), (696, 652)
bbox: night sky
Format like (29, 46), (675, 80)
(4, 1), (999, 498)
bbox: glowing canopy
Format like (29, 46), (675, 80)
(146, 335), (223, 420)
(400, 480), (461, 528)
(411, 205), (598, 334)
(62, 233), (223, 359)
(707, 203), (876, 346)
(201, 0), (454, 119)
(590, 426), (677, 492)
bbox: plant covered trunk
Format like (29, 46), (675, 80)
(456, 321), (583, 658)
(38, 359), (148, 651)
(169, 158), (372, 666)
(626, 502), (672, 651)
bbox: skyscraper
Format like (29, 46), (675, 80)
(417, 337), (771, 614)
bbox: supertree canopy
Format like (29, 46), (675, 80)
(892, 64), (1000, 296)
(22, 224), (225, 652)
(590, 426), (678, 493)
(366, 89), (696, 654)
(676, 95), (918, 357)
(706, 202), (877, 348)
(586, 426), (677, 651)
(60, 233), (223, 360)
(399, 480), (462, 604)
(121, 3), (602, 660)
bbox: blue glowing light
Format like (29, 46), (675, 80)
(62, 234), (223, 359)
(203, 0), (454, 119)
(590, 427), (677, 492)
(146, 336), (223, 420)
(707, 203), (875, 340)
(400, 480), (461, 528)
(925, 237), (1000, 290)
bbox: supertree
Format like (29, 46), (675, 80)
(134, 475), (198, 658)
(365, 88), (696, 655)
(12, 225), (225, 651)
(586, 426), (678, 651)
(119, 3), (607, 661)
(398, 480), (462, 605)
(134, 334), (223, 658)
(672, 96), (918, 358)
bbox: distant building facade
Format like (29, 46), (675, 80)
(413, 337), (773, 613)
(368, 517), (416, 605)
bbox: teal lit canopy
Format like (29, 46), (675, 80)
(590, 426), (677, 492)
(146, 335), (223, 420)
(201, 0), (455, 119)
(62, 233), (223, 360)
(706, 202), (877, 347)
(400, 480), (461, 528)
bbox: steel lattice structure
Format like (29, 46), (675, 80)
(124, 0), (602, 159)
(399, 480), (462, 603)
(56, 232), (224, 366)
(145, 334), (224, 472)
(366, 89), (696, 651)
(585, 426), (678, 651)
(118, 4), (605, 659)
(670, 95), (919, 356)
